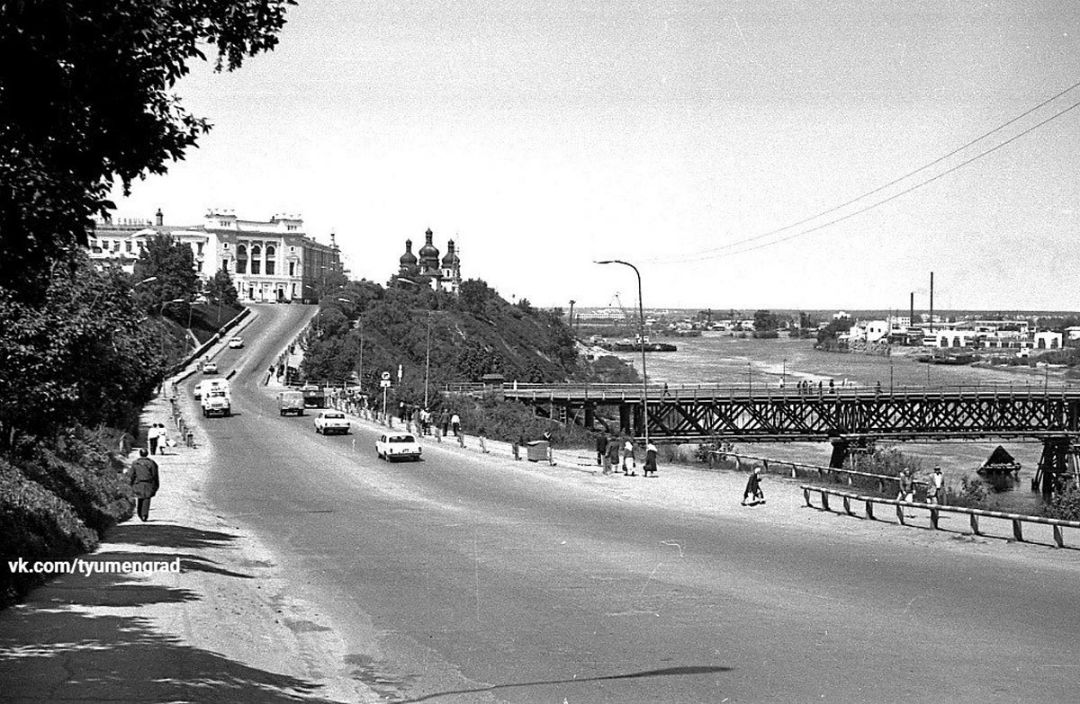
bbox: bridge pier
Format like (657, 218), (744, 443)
(829, 437), (874, 469)
(1035, 437), (1074, 499)
(584, 403), (594, 432)
(829, 439), (849, 469)
(619, 404), (631, 435)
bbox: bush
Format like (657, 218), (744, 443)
(1044, 482), (1080, 521)
(945, 475), (988, 508)
(442, 392), (595, 447)
(0, 460), (100, 607)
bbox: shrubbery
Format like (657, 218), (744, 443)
(1044, 482), (1080, 521)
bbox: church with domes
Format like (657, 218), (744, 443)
(397, 228), (461, 295)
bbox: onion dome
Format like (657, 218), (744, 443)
(418, 228), (440, 268)
(441, 239), (460, 267)
(399, 239), (417, 266)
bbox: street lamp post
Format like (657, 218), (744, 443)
(595, 259), (649, 447)
(424, 312), (432, 408)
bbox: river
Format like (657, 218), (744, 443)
(609, 332), (1073, 513)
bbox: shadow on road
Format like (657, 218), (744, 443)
(107, 523), (240, 550)
(394, 664), (733, 703)
(0, 554), (337, 703)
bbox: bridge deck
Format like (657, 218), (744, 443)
(491, 383), (1080, 443)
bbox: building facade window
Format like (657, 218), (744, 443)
(251, 245), (261, 275)
(265, 246), (276, 275)
(236, 244), (248, 274)
(288, 262), (295, 276)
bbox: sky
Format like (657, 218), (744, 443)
(109, 0), (1080, 312)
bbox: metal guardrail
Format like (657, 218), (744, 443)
(706, 451), (930, 494)
(802, 484), (1080, 548)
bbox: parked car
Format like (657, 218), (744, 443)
(278, 390), (305, 416)
(376, 432), (422, 462)
(313, 410), (350, 435)
(202, 361), (218, 374)
(228, 336), (244, 349)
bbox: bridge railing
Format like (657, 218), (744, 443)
(495, 381), (1080, 400)
(802, 484), (1080, 548)
(705, 450), (930, 496)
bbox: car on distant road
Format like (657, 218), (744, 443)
(202, 361), (218, 374)
(313, 410), (350, 435)
(376, 432), (422, 462)
(228, 336), (244, 349)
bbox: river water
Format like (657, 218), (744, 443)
(610, 332), (1071, 512)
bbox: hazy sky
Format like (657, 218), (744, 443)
(110, 1), (1080, 311)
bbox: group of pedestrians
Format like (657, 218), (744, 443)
(595, 433), (658, 477)
(896, 466), (946, 505)
(146, 422), (171, 455)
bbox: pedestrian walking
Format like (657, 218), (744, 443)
(643, 441), (659, 477)
(451, 412), (461, 437)
(398, 401), (407, 422)
(606, 436), (621, 475)
(930, 467), (945, 505)
(595, 434), (607, 466)
(742, 467), (765, 505)
(897, 470), (914, 502)
(129, 449), (160, 522)
(440, 409), (449, 437)
(147, 423), (162, 456)
(621, 438), (637, 475)
(157, 424), (174, 455)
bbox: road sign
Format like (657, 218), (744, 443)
(380, 379), (392, 388)
(381, 371), (391, 381)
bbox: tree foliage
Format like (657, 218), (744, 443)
(132, 233), (199, 315)
(205, 266), (239, 306)
(0, 255), (163, 447)
(0, 0), (296, 299)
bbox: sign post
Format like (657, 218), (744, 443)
(380, 371), (391, 422)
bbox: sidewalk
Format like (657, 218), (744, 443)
(0, 349), (378, 703)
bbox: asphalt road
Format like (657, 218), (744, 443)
(194, 305), (1080, 703)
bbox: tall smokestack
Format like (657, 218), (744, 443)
(929, 272), (934, 334)
(910, 292), (914, 333)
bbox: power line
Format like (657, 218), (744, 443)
(694, 96), (1080, 261)
(656, 79), (1080, 264)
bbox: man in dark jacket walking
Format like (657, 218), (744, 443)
(130, 449), (160, 522)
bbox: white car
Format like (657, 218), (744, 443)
(202, 361), (218, 374)
(313, 410), (350, 435)
(228, 336), (244, 349)
(376, 432), (422, 462)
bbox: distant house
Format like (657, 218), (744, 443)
(1034, 331), (1062, 350)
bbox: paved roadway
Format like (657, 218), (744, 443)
(195, 304), (1080, 703)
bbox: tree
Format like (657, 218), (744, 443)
(0, 254), (163, 447)
(0, 0), (296, 299)
(205, 267), (238, 306)
(753, 309), (780, 332)
(132, 234), (199, 314)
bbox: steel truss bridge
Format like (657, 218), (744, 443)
(494, 383), (1080, 484)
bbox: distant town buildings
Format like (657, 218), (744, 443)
(396, 228), (461, 295)
(88, 209), (342, 303)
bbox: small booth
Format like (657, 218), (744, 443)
(977, 445), (1022, 491)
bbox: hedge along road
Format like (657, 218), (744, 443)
(194, 303), (1080, 703)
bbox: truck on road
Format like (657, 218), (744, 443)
(278, 390), (305, 416)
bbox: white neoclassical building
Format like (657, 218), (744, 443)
(88, 209), (342, 303)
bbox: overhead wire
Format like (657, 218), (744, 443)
(653, 79), (1080, 265)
